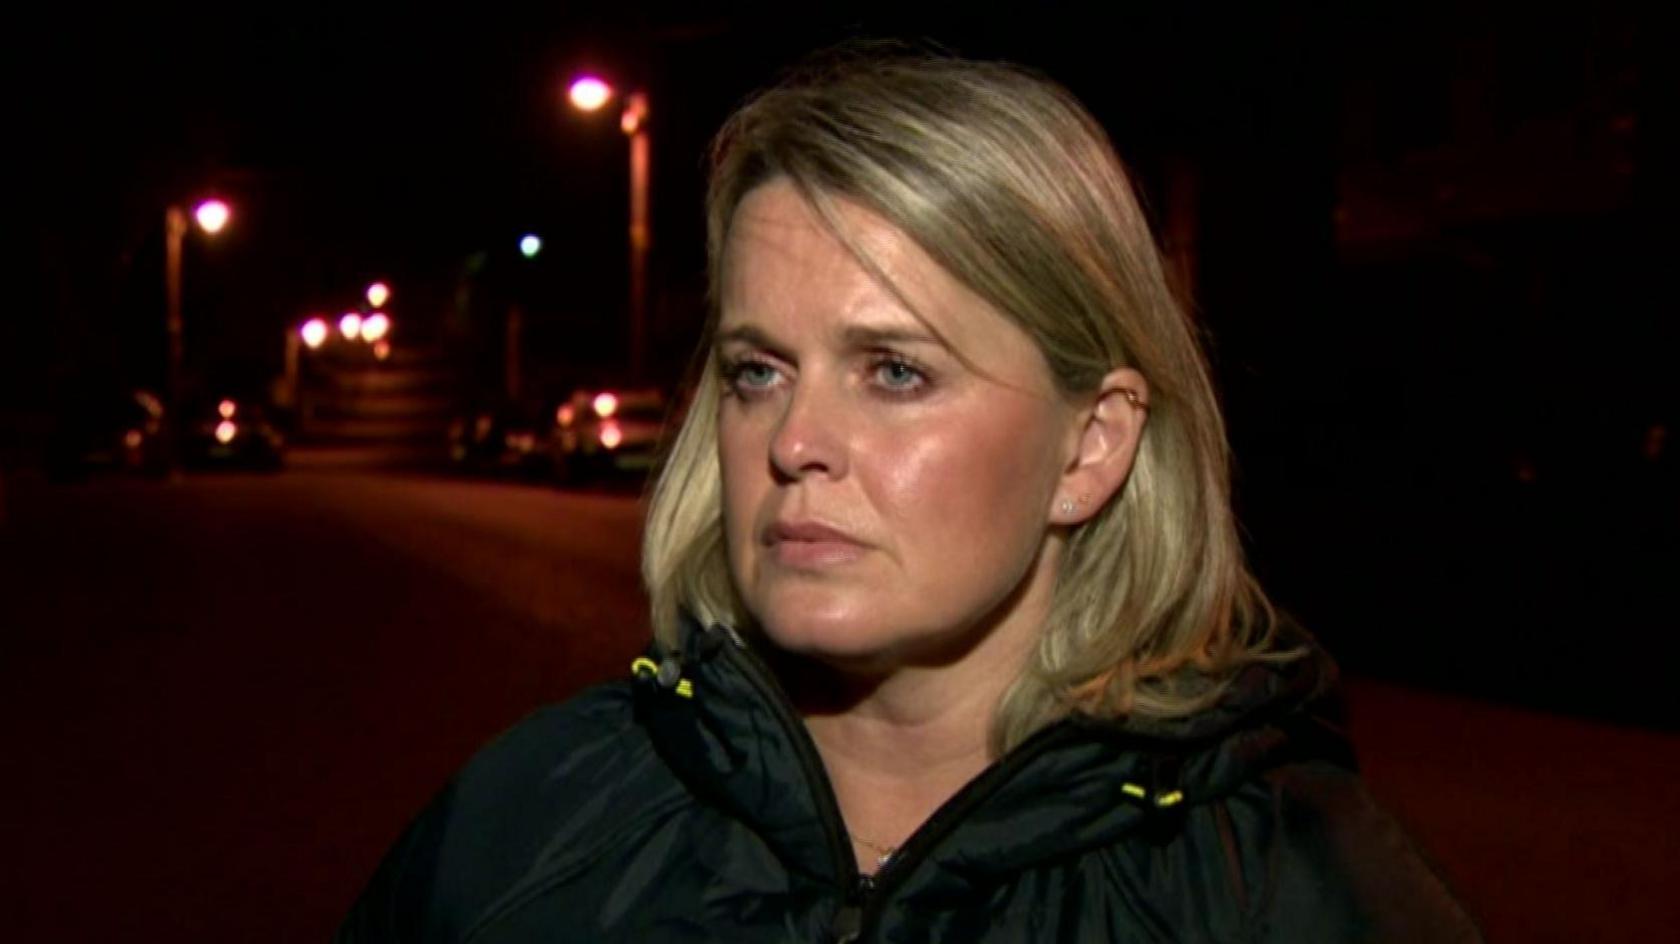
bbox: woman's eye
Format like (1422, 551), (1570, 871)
(723, 359), (782, 397)
(872, 358), (928, 393)
(739, 363), (778, 386)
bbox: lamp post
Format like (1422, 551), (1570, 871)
(283, 316), (331, 417)
(569, 76), (650, 380)
(164, 198), (229, 473)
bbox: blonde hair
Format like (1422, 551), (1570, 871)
(643, 48), (1291, 752)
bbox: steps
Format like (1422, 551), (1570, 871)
(292, 344), (459, 468)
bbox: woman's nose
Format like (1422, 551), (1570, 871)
(768, 379), (848, 482)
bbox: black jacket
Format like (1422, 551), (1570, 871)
(338, 621), (1480, 942)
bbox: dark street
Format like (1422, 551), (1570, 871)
(1, 469), (1673, 941)
(0, 470), (647, 940)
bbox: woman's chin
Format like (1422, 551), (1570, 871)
(749, 597), (899, 666)
(759, 616), (891, 664)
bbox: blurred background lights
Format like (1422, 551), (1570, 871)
(568, 76), (611, 111)
(339, 312), (363, 341)
(214, 420), (238, 444)
(592, 392), (618, 418)
(599, 421), (623, 450)
(361, 312), (391, 343)
(520, 234), (542, 258)
(194, 199), (230, 234)
(301, 318), (329, 349)
(365, 281), (391, 308)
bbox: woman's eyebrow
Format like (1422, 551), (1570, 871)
(714, 323), (774, 348)
(714, 322), (946, 354)
(838, 324), (946, 350)
(713, 324), (795, 362)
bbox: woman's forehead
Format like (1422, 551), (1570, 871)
(718, 182), (1039, 373)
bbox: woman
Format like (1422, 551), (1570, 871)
(339, 51), (1479, 942)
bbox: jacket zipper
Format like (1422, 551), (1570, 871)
(716, 639), (862, 897)
(715, 633), (1081, 943)
(850, 722), (1079, 939)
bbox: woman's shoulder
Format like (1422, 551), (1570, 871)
(453, 682), (650, 794)
(1234, 760), (1483, 942)
(337, 681), (691, 942)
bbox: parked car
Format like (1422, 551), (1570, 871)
(446, 400), (552, 477)
(179, 396), (284, 470)
(45, 387), (168, 480)
(550, 387), (673, 484)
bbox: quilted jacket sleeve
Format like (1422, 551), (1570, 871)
(1249, 761), (1483, 943)
(336, 685), (670, 943)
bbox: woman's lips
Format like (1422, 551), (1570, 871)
(764, 520), (868, 567)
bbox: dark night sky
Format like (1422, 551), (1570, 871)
(12, 4), (1273, 392)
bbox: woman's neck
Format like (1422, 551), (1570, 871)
(790, 595), (1051, 872)
(803, 668), (1000, 870)
(770, 530), (1065, 872)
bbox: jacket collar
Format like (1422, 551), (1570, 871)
(634, 616), (1351, 885)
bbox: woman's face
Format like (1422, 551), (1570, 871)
(716, 180), (1080, 673)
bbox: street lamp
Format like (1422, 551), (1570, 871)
(195, 199), (230, 234)
(300, 317), (330, 350)
(361, 312), (391, 343)
(568, 74), (650, 380)
(281, 316), (328, 418)
(165, 197), (231, 473)
(568, 77), (611, 111)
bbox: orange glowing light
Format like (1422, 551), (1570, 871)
(599, 421), (623, 450)
(592, 392), (618, 418)
(556, 404), (576, 427)
(217, 399), (236, 419)
(569, 76), (612, 111)
(215, 420), (238, 444)
(123, 430), (143, 450)
(373, 339), (391, 361)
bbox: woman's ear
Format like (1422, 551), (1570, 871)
(1051, 368), (1150, 525)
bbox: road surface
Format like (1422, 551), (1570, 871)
(0, 470), (1672, 940)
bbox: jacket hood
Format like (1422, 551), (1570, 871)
(634, 617), (1354, 887)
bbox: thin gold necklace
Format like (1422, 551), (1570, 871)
(851, 835), (898, 868)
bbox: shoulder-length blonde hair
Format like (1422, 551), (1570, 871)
(643, 48), (1289, 752)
